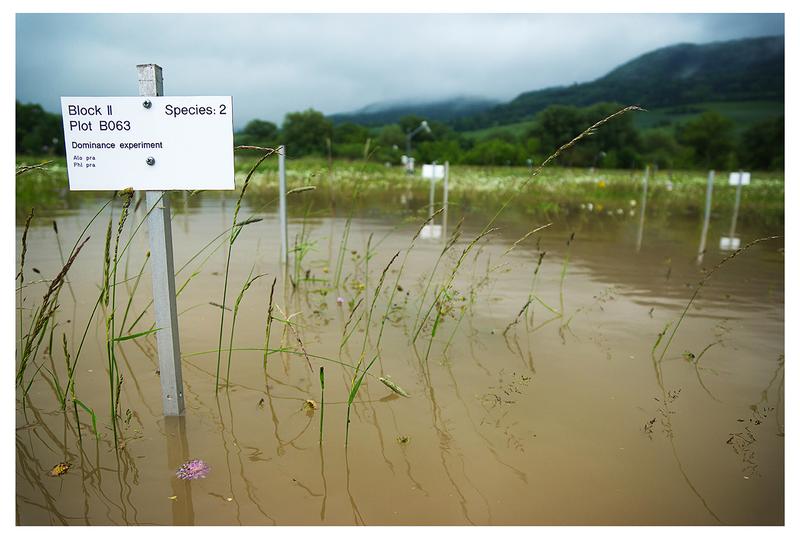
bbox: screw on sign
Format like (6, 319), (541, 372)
(59, 64), (235, 415)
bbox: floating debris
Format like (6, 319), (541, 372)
(176, 459), (210, 480)
(379, 376), (409, 397)
(48, 462), (70, 477)
(302, 399), (318, 413)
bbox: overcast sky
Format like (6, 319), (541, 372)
(16, 13), (783, 129)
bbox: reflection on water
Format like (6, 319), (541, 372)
(16, 188), (783, 525)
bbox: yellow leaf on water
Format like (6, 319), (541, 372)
(48, 462), (70, 477)
(168, 495), (178, 500)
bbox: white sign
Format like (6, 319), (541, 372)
(720, 237), (741, 250)
(728, 171), (751, 186)
(422, 164), (445, 180)
(420, 224), (442, 239)
(60, 96), (234, 190)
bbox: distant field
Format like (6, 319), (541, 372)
(632, 100), (784, 132)
(462, 100), (783, 141)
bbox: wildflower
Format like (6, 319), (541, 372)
(336, 297), (345, 305)
(598, 180), (606, 188)
(176, 459), (210, 480)
(629, 199), (637, 207)
(587, 203), (594, 211)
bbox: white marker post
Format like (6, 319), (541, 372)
(421, 163), (445, 239)
(60, 64), (234, 416)
(138, 64), (184, 416)
(442, 161), (449, 241)
(697, 170), (715, 264)
(636, 165), (649, 252)
(727, 170), (749, 241)
(278, 145), (288, 267)
(428, 161), (437, 220)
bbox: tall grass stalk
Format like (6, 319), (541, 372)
(412, 227), (498, 347)
(558, 232), (575, 315)
(225, 269), (266, 386)
(345, 252), (399, 447)
(652, 235), (781, 365)
(17, 236), (90, 390)
(410, 217), (463, 339)
(412, 105), (643, 340)
(17, 208), (33, 369)
(263, 277), (277, 370)
(374, 208), (443, 352)
(319, 366), (325, 445)
(216, 150), (273, 393)
(106, 189), (134, 446)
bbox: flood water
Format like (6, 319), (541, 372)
(16, 187), (784, 525)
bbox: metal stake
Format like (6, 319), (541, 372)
(429, 161), (436, 220)
(697, 170), (715, 264)
(636, 165), (649, 253)
(442, 161), (449, 242)
(729, 169), (743, 240)
(278, 145), (288, 267)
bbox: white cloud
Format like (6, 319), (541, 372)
(16, 13), (783, 128)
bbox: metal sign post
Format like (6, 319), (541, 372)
(635, 165), (649, 252)
(61, 65), (233, 416)
(720, 171), (749, 250)
(421, 163), (445, 239)
(278, 145), (288, 267)
(138, 64), (185, 416)
(728, 170), (747, 240)
(696, 170), (715, 264)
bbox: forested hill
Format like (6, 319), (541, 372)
(452, 35), (784, 130)
(330, 96), (498, 126)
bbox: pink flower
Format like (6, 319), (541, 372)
(176, 459), (210, 480)
(336, 297), (345, 305)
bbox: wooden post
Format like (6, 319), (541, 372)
(138, 64), (185, 416)
(636, 165), (649, 252)
(697, 170), (715, 264)
(442, 161), (449, 242)
(278, 145), (288, 267)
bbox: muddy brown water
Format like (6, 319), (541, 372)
(16, 191), (784, 525)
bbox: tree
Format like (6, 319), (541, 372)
(236, 119), (278, 147)
(739, 116), (783, 170)
(640, 128), (684, 169)
(333, 122), (369, 144)
(677, 111), (735, 169)
(16, 101), (64, 155)
(464, 139), (525, 166)
(282, 109), (332, 157)
(527, 105), (585, 165)
(377, 124), (405, 149)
